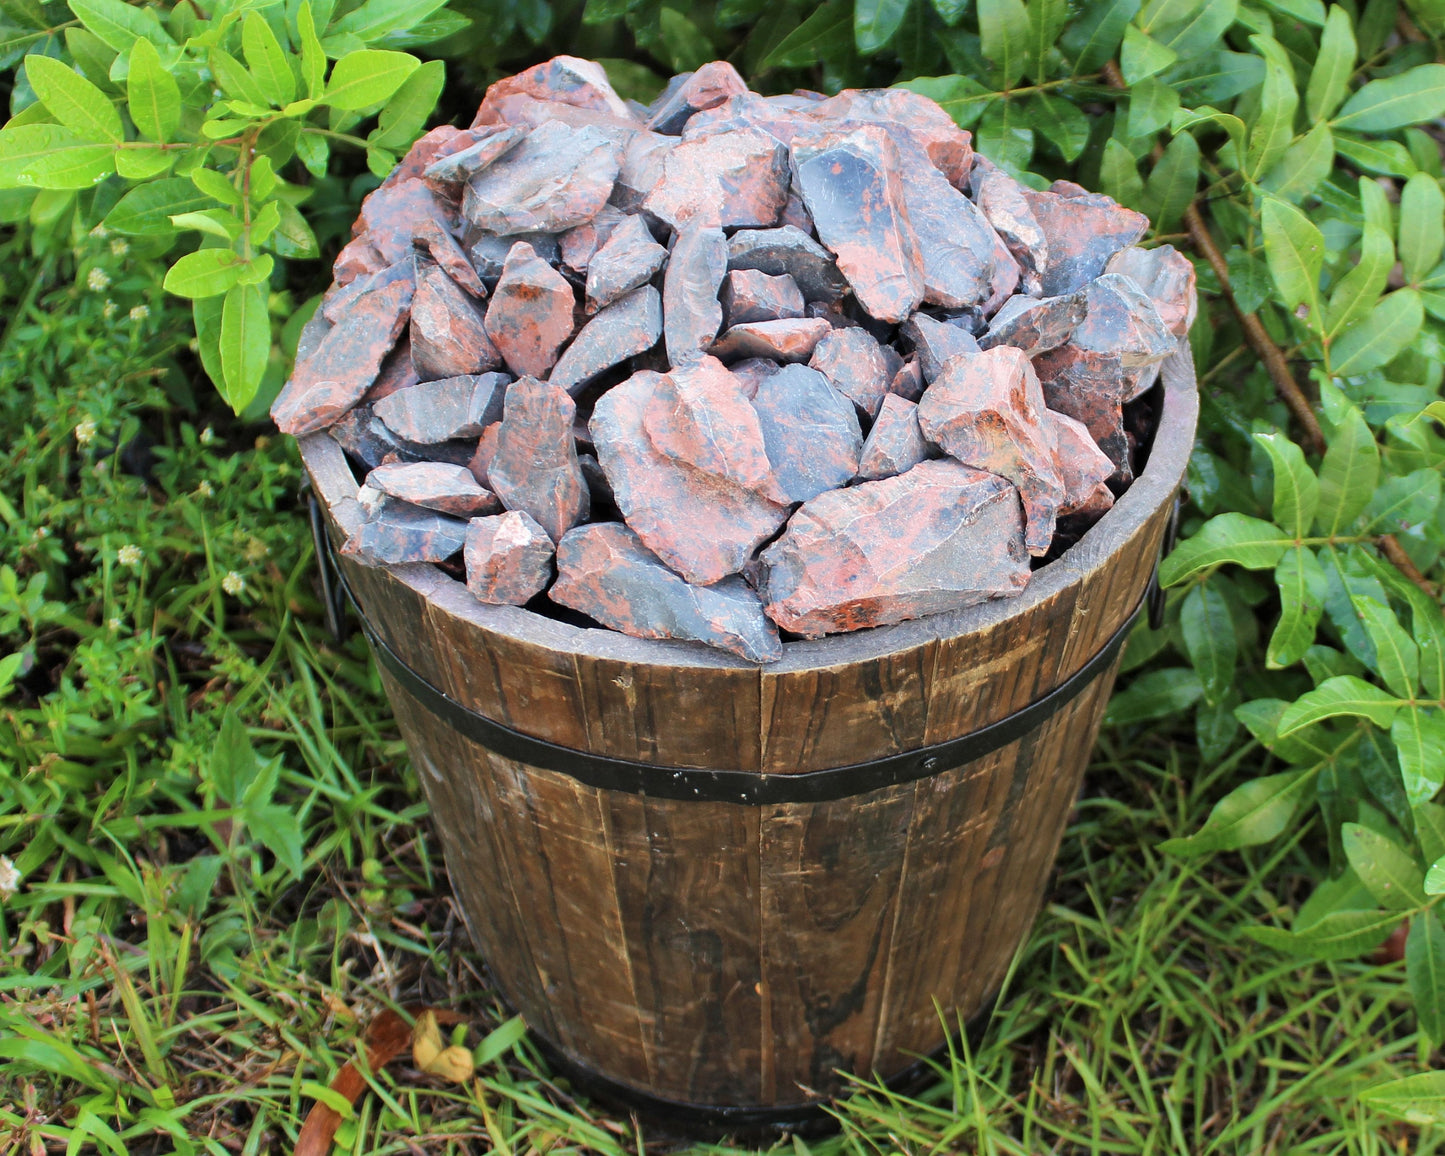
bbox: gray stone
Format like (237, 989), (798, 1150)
(488, 378), (590, 543)
(752, 363), (862, 504)
(365, 461), (501, 518)
(423, 126), (526, 189)
(550, 285), (663, 396)
(585, 214), (668, 313)
(980, 291), (1087, 356)
(720, 270), (804, 326)
(462, 120), (621, 236)
(808, 326), (892, 418)
(726, 225), (849, 303)
(642, 127), (791, 231)
(901, 313), (981, 383)
(857, 394), (930, 481)
(410, 265), (501, 381)
(710, 318), (831, 363)
(465, 510), (555, 605)
(373, 373), (509, 444)
(341, 501), (469, 564)
(663, 225), (728, 365)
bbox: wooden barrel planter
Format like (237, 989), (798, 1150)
(298, 348), (1197, 1126)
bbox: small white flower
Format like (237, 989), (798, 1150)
(107, 616), (123, 631)
(221, 571), (245, 595)
(110, 238), (129, 258)
(196, 480), (214, 497)
(0, 856), (19, 900)
(87, 268), (110, 292)
(102, 299), (117, 319)
(89, 224), (109, 240)
(199, 426), (215, 445)
(75, 420), (96, 446)
(117, 544), (142, 567)
(129, 304), (149, 322)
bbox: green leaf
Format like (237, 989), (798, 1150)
(163, 248), (242, 298)
(297, 0), (325, 99)
(126, 37), (178, 142)
(17, 140), (116, 188)
(194, 294), (223, 389)
(657, 7), (713, 72)
(369, 57), (442, 151)
(1307, 5), (1355, 122)
(1315, 405), (1379, 534)
(1344, 821), (1427, 909)
(855, 0), (911, 54)
(1063, 0), (1142, 75)
(1244, 907), (1398, 960)
(114, 145), (172, 179)
(209, 709), (256, 803)
(170, 209), (242, 240)
(0, 123), (80, 189)
(1099, 137), (1144, 209)
(1408, 916), (1445, 1036)
(1333, 133), (1417, 177)
(1261, 195), (1323, 330)
(242, 12), (295, 106)
(1334, 64), (1445, 132)
(26, 53), (121, 143)
(209, 47), (270, 108)
(1331, 289), (1423, 376)
(295, 130), (328, 176)
(219, 282), (269, 413)
(1359, 599), (1419, 698)
(1160, 768), (1313, 856)
(1154, 0), (1238, 57)
(897, 75), (994, 129)
(1394, 708), (1445, 806)
(323, 48), (419, 111)
(1268, 547), (1327, 668)
(1246, 35), (1299, 181)
(1104, 667), (1204, 724)
(270, 199), (318, 258)
(763, 1), (854, 70)
(106, 177), (210, 235)
(474, 1015), (529, 1066)
(1252, 431), (1318, 536)
(1360, 1073), (1445, 1124)
(977, 0), (1029, 87)
(1160, 513), (1292, 585)
(1325, 223), (1393, 338)
(1399, 173), (1444, 286)
(1145, 132), (1201, 233)
(1181, 583), (1236, 705)
(1025, 0), (1068, 82)
(1120, 22), (1177, 84)
(331, 0), (449, 42)
(1261, 122), (1334, 203)
(1277, 675), (1404, 735)
(68, 0), (173, 52)
(192, 167), (241, 207)
(976, 100), (1034, 175)
(1127, 76), (1180, 140)
(1028, 93), (1090, 162)
(1427, 855), (1445, 895)
(248, 803), (305, 878)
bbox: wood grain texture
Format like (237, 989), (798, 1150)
(296, 348), (1199, 1110)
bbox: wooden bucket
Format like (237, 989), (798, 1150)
(298, 349), (1197, 1126)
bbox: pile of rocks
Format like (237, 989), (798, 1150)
(274, 56), (1195, 664)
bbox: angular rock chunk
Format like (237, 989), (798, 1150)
(468, 421), (502, 487)
(642, 128), (791, 230)
(918, 347), (1065, 556)
(373, 373), (509, 444)
(642, 356), (785, 503)
(462, 121), (620, 236)
(663, 225), (727, 365)
(322, 258), (414, 325)
(468, 231), (559, 284)
(792, 125), (923, 323)
(727, 226), (848, 303)
(382, 124), (477, 190)
(806, 87), (974, 187)
(857, 394), (930, 481)
(272, 276), (415, 436)
(711, 318), (831, 363)
(410, 265), (501, 381)
(552, 523), (783, 663)
(1024, 186), (1150, 297)
(647, 61), (749, 135)
(1104, 244), (1198, 338)
(752, 364), (862, 504)
(329, 405), (422, 470)
(888, 355), (924, 403)
(809, 326), (892, 418)
(586, 214), (668, 313)
(613, 130), (675, 211)
(473, 55), (633, 127)
(342, 501), (469, 564)
(1049, 410), (1115, 516)
(761, 459), (1030, 637)
(465, 510), (555, 605)
(590, 370), (788, 584)
(559, 203), (626, 274)
(488, 378), (590, 543)
(364, 334), (419, 403)
(484, 242), (577, 378)
(969, 159), (1048, 297)
(721, 270), (804, 326)
(424, 126), (526, 191)
(366, 461), (501, 518)
(729, 357), (781, 399)
(901, 313), (981, 383)
(904, 167), (1000, 309)
(980, 291), (1087, 355)
(353, 179), (484, 298)
(550, 285), (663, 395)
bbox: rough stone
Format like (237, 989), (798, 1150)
(1104, 244), (1197, 338)
(410, 265), (501, 381)
(806, 87), (974, 187)
(761, 459), (1030, 637)
(341, 501), (469, 564)
(793, 125), (923, 323)
(354, 179), (484, 298)
(980, 291), (1087, 355)
(322, 258), (414, 325)
(662, 226), (727, 365)
(887, 355), (924, 402)
(752, 363), (862, 504)
(423, 126), (526, 191)
(488, 378), (590, 543)
(969, 158), (1048, 297)
(272, 276), (415, 436)
(917, 347), (1065, 556)
(363, 334), (419, 403)
(550, 286), (662, 395)
(1049, 410), (1115, 516)
(551, 522), (783, 663)
(711, 318), (831, 363)
(642, 128), (791, 231)
(465, 510), (555, 605)
(720, 270), (804, 327)
(472, 56), (633, 128)
(809, 326), (892, 418)
(901, 312), (981, 383)
(462, 120), (621, 236)
(366, 461), (501, 518)
(381, 125), (476, 191)
(578, 452), (617, 515)
(585, 214), (668, 313)
(558, 203), (626, 274)
(647, 61), (749, 135)
(329, 405), (422, 470)
(1023, 184), (1150, 297)
(729, 357), (780, 399)
(779, 189), (813, 233)
(726, 226), (849, 302)
(612, 130), (675, 211)
(468, 421), (502, 487)
(484, 242), (577, 378)
(857, 394), (931, 480)
(467, 231), (559, 286)
(590, 370), (789, 584)
(373, 373), (509, 444)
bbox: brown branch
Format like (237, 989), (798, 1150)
(1102, 61), (1327, 457)
(1378, 534), (1439, 598)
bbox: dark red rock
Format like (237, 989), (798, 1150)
(720, 270), (804, 327)
(887, 355), (924, 402)
(590, 369), (789, 584)
(711, 318), (831, 363)
(1023, 186), (1149, 297)
(484, 242), (577, 379)
(727, 226), (848, 303)
(329, 404), (423, 470)
(373, 373), (509, 444)
(472, 56), (632, 128)
(424, 126), (526, 191)
(805, 299), (852, 329)
(612, 130), (675, 211)
(1105, 245), (1197, 338)
(321, 258), (414, 325)
(642, 128), (791, 231)
(808, 326), (891, 418)
(982, 220), (1023, 316)
(806, 88), (974, 188)
(410, 265), (501, 381)
(792, 125), (923, 323)
(355, 179), (485, 299)
(857, 394), (931, 481)
(549, 285), (663, 396)
(641, 356), (785, 503)
(272, 276), (415, 436)
(462, 120), (620, 236)
(551, 522), (783, 663)
(779, 189), (813, 233)
(332, 235), (385, 287)
(917, 347), (1065, 556)
(980, 291), (1087, 355)
(1049, 410), (1115, 516)
(341, 501), (469, 564)
(467, 231), (560, 287)
(381, 125), (474, 191)
(366, 461), (501, 518)
(752, 363), (862, 503)
(760, 459), (1029, 637)
(488, 378), (590, 543)
(970, 158), (1048, 296)
(578, 452), (617, 515)
(559, 203), (626, 275)
(729, 357), (780, 399)
(901, 313), (981, 383)
(663, 225), (727, 365)
(681, 92), (808, 148)
(465, 510), (555, 605)
(585, 214), (667, 313)
(647, 61), (749, 135)
(362, 334), (418, 403)
(468, 421), (501, 487)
